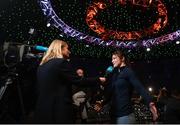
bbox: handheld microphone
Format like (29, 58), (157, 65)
(34, 45), (48, 52)
(104, 66), (114, 77)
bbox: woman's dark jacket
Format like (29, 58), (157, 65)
(34, 58), (99, 123)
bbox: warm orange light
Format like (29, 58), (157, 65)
(86, 0), (168, 40)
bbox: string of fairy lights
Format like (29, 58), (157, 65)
(0, 0), (179, 60)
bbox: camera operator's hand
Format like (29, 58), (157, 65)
(149, 102), (158, 122)
(99, 77), (106, 84)
(94, 101), (103, 112)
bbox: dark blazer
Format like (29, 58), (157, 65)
(34, 58), (99, 123)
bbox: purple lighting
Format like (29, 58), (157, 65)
(39, 0), (180, 48)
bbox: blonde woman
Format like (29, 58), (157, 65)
(34, 39), (106, 123)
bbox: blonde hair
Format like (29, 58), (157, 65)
(40, 39), (67, 65)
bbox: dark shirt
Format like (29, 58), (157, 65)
(105, 66), (152, 117)
(164, 97), (180, 123)
(34, 58), (100, 123)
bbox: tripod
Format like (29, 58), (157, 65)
(0, 71), (26, 123)
(0, 78), (12, 100)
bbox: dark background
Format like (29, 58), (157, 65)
(0, 0), (180, 123)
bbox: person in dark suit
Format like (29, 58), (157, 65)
(164, 89), (180, 124)
(34, 39), (106, 123)
(158, 87), (180, 123)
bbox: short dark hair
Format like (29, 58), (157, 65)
(112, 50), (125, 59)
(112, 50), (130, 66)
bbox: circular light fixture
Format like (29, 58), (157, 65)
(148, 87), (153, 92)
(86, 0), (168, 40)
(146, 47), (151, 51)
(39, 0), (180, 48)
(176, 41), (180, 45)
(46, 23), (51, 27)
